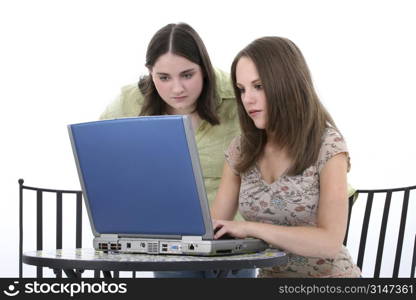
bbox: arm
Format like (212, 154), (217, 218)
(210, 162), (241, 221)
(213, 153), (349, 258)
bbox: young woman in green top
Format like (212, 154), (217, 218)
(99, 22), (253, 278)
(100, 23), (239, 214)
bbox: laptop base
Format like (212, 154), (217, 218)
(94, 237), (268, 256)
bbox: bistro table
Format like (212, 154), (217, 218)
(23, 248), (287, 278)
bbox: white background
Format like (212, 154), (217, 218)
(1, 0), (415, 277)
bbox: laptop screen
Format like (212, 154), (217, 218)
(68, 116), (208, 237)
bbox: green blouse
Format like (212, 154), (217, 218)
(99, 69), (241, 216)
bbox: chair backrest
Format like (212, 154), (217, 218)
(18, 178), (141, 279)
(18, 178), (83, 278)
(344, 185), (416, 278)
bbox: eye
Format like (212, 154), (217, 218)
(182, 73), (193, 79)
(158, 75), (170, 81)
(254, 84), (263, 90)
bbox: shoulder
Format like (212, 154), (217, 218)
(99, 83), (144, 120)
(317, 127), (350, 172)
(225, 136), (242, 162)
(121, 83), (143, 99)
(214, 68), (238, 122)
(119, 83), (144, 107)
(224, 135), (242, 175)
(321, 127), (348, 152)
(214, 68), (234, 100)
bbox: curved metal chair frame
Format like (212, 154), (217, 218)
(344, 185), (416, 278)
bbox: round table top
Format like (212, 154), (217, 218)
(23, 248), (287, 272)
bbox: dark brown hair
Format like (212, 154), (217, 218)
(138, 23), (219, 125)
(231, 37), (337, 175)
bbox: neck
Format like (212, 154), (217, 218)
(165, 105), (197, 116)
(264, 133), (282, 150)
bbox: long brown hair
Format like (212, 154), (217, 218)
(138, 23), (219, 125)
(231, 37), (337, 175)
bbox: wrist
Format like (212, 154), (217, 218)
(244, 221), (257, 238)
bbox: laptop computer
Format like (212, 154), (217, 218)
(68, 115), (267, 256)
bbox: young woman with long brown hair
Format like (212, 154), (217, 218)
(212, 37), (361, 277)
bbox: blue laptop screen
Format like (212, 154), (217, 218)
(69, 116), (206, 236)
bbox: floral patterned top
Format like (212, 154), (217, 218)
(225, 127), (361, 277)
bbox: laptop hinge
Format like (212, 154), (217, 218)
(181, 236), (202, 241)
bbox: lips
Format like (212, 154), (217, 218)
(172, 96), (187, 101)
(248, 109), (262, 117)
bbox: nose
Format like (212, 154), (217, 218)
(242, 88), (256, 105)
(172, 78), (185, 95)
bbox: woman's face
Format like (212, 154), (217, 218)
(235, 56), (268, 129)
(151, 52), (204, 115)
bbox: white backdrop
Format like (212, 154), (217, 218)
(1, 0), (415, 277)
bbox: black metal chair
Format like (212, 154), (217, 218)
(18, 179), (142, 278)
(344, 185), (416, 278)
(19, 179), (83, 278)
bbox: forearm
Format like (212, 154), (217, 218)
(244, 222), (344, 258)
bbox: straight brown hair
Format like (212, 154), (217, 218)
(138, 23), (220, 125)
(231, 37), (337, 175)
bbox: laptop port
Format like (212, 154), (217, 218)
(216, 249), (232, 254)
(127, 243), (131, 248)
(99, 243), (108, 249)
(110, 243), (121, 250)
